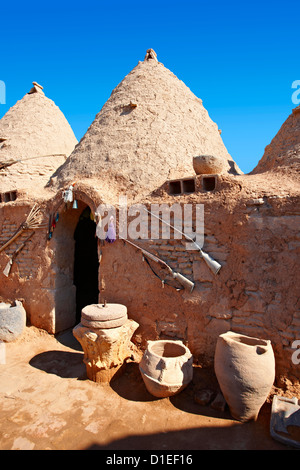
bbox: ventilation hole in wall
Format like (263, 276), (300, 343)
(202, 176), (216, 192)
(169, 180), (182, 195)
(182, 178), (195, 194)
(0, 191), (17, 203)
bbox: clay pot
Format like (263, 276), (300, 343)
(139, 340), (193, 398)
(214, 331), (275, 422)
(193, 155), (226, 175)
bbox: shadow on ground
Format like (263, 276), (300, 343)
(110, 361), (231, 420)
(110, 362), (160, 403)
(83, 408), (287, 451)
(55, 327), (83, 351)
(29, 350), (87, 380)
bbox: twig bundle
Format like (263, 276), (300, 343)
(0, 204), (46, 254)
(20, 204), (44, 230)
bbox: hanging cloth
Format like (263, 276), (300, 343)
(106, 216), (116, 243)
(95, 213), (102, 239)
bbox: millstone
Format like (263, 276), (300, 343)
(81, 303), (128, 329)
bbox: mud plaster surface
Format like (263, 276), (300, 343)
(0, 326), (298, 451)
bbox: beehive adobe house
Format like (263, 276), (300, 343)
(0, 81), (78, 331)
(0, 82), (77, 195)
(0, 50), (299, 387)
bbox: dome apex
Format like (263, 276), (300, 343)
(144, 48), (158, 62)
(0, 83), (77, 193)
(28, 81), (44, 95)
(54, 55), (240, 196)
(252, 106), (300, 174)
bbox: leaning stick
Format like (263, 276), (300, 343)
(3, 231), (35, 277)
(0, 204), (45, 254)
(0, 154), (67, 171)
(144, 208), (222, 275)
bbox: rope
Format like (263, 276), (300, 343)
(143, 256), (183, 291)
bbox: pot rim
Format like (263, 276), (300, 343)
(219, 331), (271, 348)
(147, 339), (191, 359)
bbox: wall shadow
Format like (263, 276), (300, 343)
(83, 415), (287, 451)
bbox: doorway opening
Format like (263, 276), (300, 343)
(74, 206), (99, 323)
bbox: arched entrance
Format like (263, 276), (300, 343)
(74, 206), (99, 323)
(51, 200), (99, 332)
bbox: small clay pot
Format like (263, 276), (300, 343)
(214, 331), (275, 422)
(139, 340), (193, 398)
(193, 155), (226, 175)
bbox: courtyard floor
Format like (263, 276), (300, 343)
(0, 326), (296, 452)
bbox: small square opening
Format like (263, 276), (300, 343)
(182, 178), (195, 194)
(169, 180), (182, 195)
(1, 191), (17, 202)
(202, 176), (216, 192)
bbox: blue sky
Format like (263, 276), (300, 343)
(0, 0), (299, 173)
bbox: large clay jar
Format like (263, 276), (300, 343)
(139, 340), (193, 398)
(214, 331), (275, 422)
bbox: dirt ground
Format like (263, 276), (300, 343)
(0, 326), (298, 451)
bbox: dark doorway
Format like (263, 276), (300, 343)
(74, 207), (99, 323)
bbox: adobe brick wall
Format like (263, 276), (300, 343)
(0, 172), (299, 385)
(99, 189), (300, 384)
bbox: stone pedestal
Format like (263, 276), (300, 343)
(73, 318), (139, 383)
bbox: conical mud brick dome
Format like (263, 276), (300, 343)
(0, 82), (77, 193)
(55, 50), (240, 196)
(252, 105), (300, 174)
